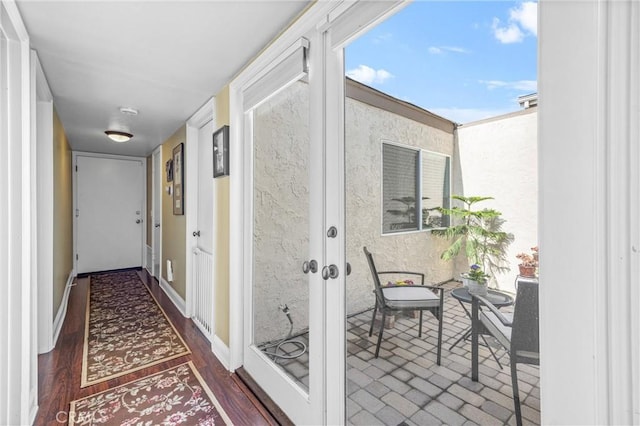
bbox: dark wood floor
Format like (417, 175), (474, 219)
(35, 269), (278, 425)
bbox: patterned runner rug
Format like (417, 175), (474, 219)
(70, 361), (232, 425)
(81, 270), (191, 387)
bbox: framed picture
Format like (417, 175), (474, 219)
(213, 125), (229, 178)
(165, 158), (173, 182)
(172, 143), (184, 215)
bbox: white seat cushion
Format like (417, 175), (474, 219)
(382, 286), (440, 310)
(480, 311), (513, 349)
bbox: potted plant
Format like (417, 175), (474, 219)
(516, 246), (538, 277)
(432, 195), (514, 289)
(462, 264), (490, 295)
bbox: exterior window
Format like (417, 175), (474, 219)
(382, 143), (450, 234)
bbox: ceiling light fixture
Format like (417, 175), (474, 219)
(105, 130), (133, 143)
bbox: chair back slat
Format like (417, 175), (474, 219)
(511, 280), (539, 355)
(363, 247), (386, 308)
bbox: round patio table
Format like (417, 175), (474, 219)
(449, 287), (514, 367)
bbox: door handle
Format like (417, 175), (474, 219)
(346, 262), (352, 276)
(322, 264), (339, 280)
(154, 223), (160, 228)
(302, 260), (318, 274)
(135, 219), (141, 224)
(193, 230), (201, 237)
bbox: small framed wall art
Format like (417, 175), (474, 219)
(213, 125), (229, 178)
(172, 143), (184, 215)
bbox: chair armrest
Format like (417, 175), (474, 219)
(377, 271), (425, 285)
(471, 294), (513, 327)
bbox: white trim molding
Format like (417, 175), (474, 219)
(539, 1), (640, 424)
(52, 269), (76, 350)
(160, 277), (187, 317)
(211, 335), (230, 371)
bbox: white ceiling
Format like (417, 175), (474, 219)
(17, 1), (310, 157)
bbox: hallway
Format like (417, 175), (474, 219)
(35, 269), (276, 425)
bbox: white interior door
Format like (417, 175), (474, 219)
(196, 120), (215, 253)
(152, 148), (162, 278)
(76, 155), (144, 274)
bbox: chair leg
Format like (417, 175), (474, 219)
(436, 307), (443, 366)
(375, 310), (386, 358)
(418, 310), (423, 337)
(511, 359), (523, 426)
(369, 300), (378, 337)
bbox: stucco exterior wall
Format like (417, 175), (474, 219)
(346, 98), (456, 314)
(253, 81), (310, 343)
(456, 108), (538, 292)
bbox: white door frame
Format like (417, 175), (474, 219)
(0, 1), (37, 423)
(72, 151), (147, 274)
(185, 97), (216, 318)
(539, 1), (640, 424)
(151, 146), (163, 280)
(229, 1), (405, 423)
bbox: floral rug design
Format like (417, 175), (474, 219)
(82, 270), (191, 387)
(70, 361), (231, 425)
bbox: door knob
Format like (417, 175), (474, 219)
(193, 230), (201, 237)
(322, 264), (339, 280)
(154, 223), (160, 228)
(346, 262), (352, 276)
(135, 219), (141, 224)
(302, 260), (318, 274)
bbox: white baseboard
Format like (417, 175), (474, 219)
(160, 277), (187, 317)
(29, 390), (38, 426)
(145, 244), (153, 274)
(212, 335), (230, 371)
(52, 269), (75, 348)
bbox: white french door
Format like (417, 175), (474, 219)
(242, 37), (324, 425)
(152, 148), (162, 278)
(234, 2), (405, 424)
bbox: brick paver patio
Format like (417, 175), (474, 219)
(271, 280), (540, 425)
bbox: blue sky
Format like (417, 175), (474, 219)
(345, 1), (537, 124)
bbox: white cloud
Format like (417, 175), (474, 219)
(346, 65), (394, 85)
(373, 33), (393, 44)
(492, 18), (524, 43)
(479, 79), (537, 92)
(428, 46), (470, 55)
(492, 2), (538, 44)
(511, 2), (538, 36)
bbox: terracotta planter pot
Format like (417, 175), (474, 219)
(519, 264), (537, 277)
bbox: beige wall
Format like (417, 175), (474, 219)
(214, 86), (230, 345)
(456, 108), (538, 292)
(146, 156), (152, 247)
(161, 126), (187, 299)
(52, 108), (73, 319)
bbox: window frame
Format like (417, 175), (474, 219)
(380, 140), (451, 236)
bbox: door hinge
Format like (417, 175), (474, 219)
(76, 254), (78, 260)
(75, 165), (78, 172)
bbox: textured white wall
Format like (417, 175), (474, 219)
(456, 109), (538, 293)
(253, 81), (311, 343)
(253, 83), (457, 341)
(345, 99), (456, 314)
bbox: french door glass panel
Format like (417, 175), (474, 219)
(252, 79), (310, 390)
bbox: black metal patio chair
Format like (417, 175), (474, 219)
(471, 278), (539, 426)
(363, 247), (444, 365)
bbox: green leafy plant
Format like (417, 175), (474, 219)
(432, 195), (514, 284)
